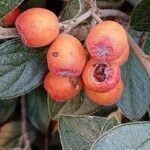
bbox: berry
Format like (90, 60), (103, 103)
(111, 43), (129, 66)
(84, 80), (124, 106)
(86, 20), (128, 61)
(15, 8), (59, 47)
(47, 34), (86, 77)
(44, 72), (82, 102)
(4, 8), (21, 27)
(82, 58), (121, 93)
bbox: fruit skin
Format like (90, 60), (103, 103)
(4, 8), (21, 27)
(44, 72), (82, 102)
(82, 58), (121, 93)
(15, 8), (59, 47)
(86, 20), (128, 61)
(47, 34), (86, 77)
(111, 43), (129, 66)
(84, 80), (124, 106)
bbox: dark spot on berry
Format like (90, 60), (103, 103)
(70, 77), (79, 89)
(52, 52), (59, 57)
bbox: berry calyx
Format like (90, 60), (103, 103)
(47, 34), (86, 77)
(15, 8), (59, 47)
(44, 72), (82, 102)
(82, 58), (121, 93)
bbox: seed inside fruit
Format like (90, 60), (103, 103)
(93, 64), (107, 82)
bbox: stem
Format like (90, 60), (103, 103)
(92, 12), (103, 22)
(138, 32), (147, 49)
(0, 27), (19, 39)
(44, 132), (49, 150)
(60, 9), (92, 33)
(21, 96), (32, 150)
(98, 9), (129, 21)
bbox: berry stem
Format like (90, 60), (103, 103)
(21, 95), (32, 150)
(138, 32), (148, 49)
(60, 9), (92, 33)
(0, 26), (19, 39)
(98, 9), (129, 22)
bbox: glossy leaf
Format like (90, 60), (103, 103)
(48, 91), (101, 120)
(0, 0), (23, 18)
(0, 39), (47, 99)
(90, 122), (150, 150)
(130, 0), (150, 31)
(59, 115), (119, 150)
(0, 99), (17, 125)
(143, 33), (150, 55)
(27, 86), (50, 133)
(117, 52), (150, 120)
(60, 0), (89, 21)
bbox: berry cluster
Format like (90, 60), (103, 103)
(82, 21), (129, 106)
(14, 8), (129, 106)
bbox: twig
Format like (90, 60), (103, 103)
(138, 32), (148, 49)
(21, 95), (32, 150)
(44, 132), (49, 150)
(89, 0), (98, 27)
(92, 12), (103, 22)
(60, 9), (92, 33)
(0, 27), (19, 39)
(98, 9), (129, 21)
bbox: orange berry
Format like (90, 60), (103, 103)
(15, 8), (59, 47)
(44, 72), (82, 102)
(82, 58), (121, 93)
(47, 34), (86, 77)
(111, 43), (129, 66)
(4, 8), (21, 27)
(86, 20), (128, 61)
(84, 79), (124, 106)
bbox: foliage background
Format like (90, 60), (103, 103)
(0, 0), (149, 149)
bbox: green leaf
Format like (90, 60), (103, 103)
(48, 91), (101, 120)
(117, 52), (150, 120)
(130, 0), (150, 31)
(59, 115), (119, 150)
(0, 0), (24, 18)
(0, 99), (17, 125)
(0, 39), (47, 99)
(60, 0), (89, 21)
(90, 122), (150, 150)
(0, 121), (21, 149)
(143, 33), (150, 55)
(127, 0), (142, 6)
(27, 86), (50, 133)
